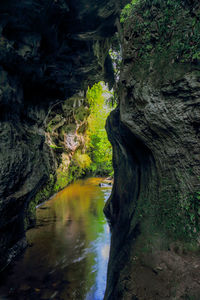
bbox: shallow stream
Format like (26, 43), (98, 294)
(0, 178), (111, 300)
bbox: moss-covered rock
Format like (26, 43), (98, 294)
(24, 174), (56, 230)
(104, 0), (200, 299)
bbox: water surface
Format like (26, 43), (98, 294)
(0, 178), (111, 300)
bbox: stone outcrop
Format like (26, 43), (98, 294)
(1, 0), (200, 299)
(104, 0), (200, 299)
(0, 0), (127, 271)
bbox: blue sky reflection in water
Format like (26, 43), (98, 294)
(86, 222), (110, 300)
(0, 178), (111, 300)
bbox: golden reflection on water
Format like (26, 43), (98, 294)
(0, 178), (111, 300)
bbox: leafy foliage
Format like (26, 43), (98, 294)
(121, 0), (200, 63)
(53, 82), (114, 192)
(120, 0), (139, 23)
(73, 151), (91, 169)
(86, 82), (114, 176)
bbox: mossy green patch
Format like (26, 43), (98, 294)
(86, 82), (114, 176)
(49, 144), (63, 149)
(74, 106), (89, 122)
(54, 169), (70, 192)
(121, 0), (200, 85)
(24, 174), (56, 230)
(134, 176), (200, 245)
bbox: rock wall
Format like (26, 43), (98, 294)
(24, 91), (91, 229)
(104, 0), (200, 299)
(0, 0), (127, 271)
(1, 0), (199, 298)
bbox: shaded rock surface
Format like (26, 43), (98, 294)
(1, 0), (200, 299)
(0, 0), (127, 270)
(104, 0), (200, 299)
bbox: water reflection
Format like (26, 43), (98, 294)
(0, 178), (111, 300)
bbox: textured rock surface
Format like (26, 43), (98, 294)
(0, 0), (127, 270)
(1, 0), (200, 298)
(46, 92), (91, 190)
(104, 0), (200, 299)
(0, 104), (54, 270)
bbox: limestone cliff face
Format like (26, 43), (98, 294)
(0, 0), (127, 271)
(104, 0), (200, 299)
(1, 0), (200, 298)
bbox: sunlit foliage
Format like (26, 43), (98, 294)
(86, 82), (114, 176)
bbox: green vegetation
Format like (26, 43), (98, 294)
(49, 144), (63, 149)
(53, 82), (114, 193)
(156, 189), (200, 242)
(26, 150), (93, 227)
(25, 174), (55, 229)
(120, 0), (138, 23)
(135, 178), (200, 244)
(54, 169), (71, 192)
(86, 82), (114, 176)
(47, 82), (114, 196)
(120, 0), (200, 63)
(54, 152), (92, 192)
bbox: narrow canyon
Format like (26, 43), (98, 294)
(0, 0), (200, 299)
